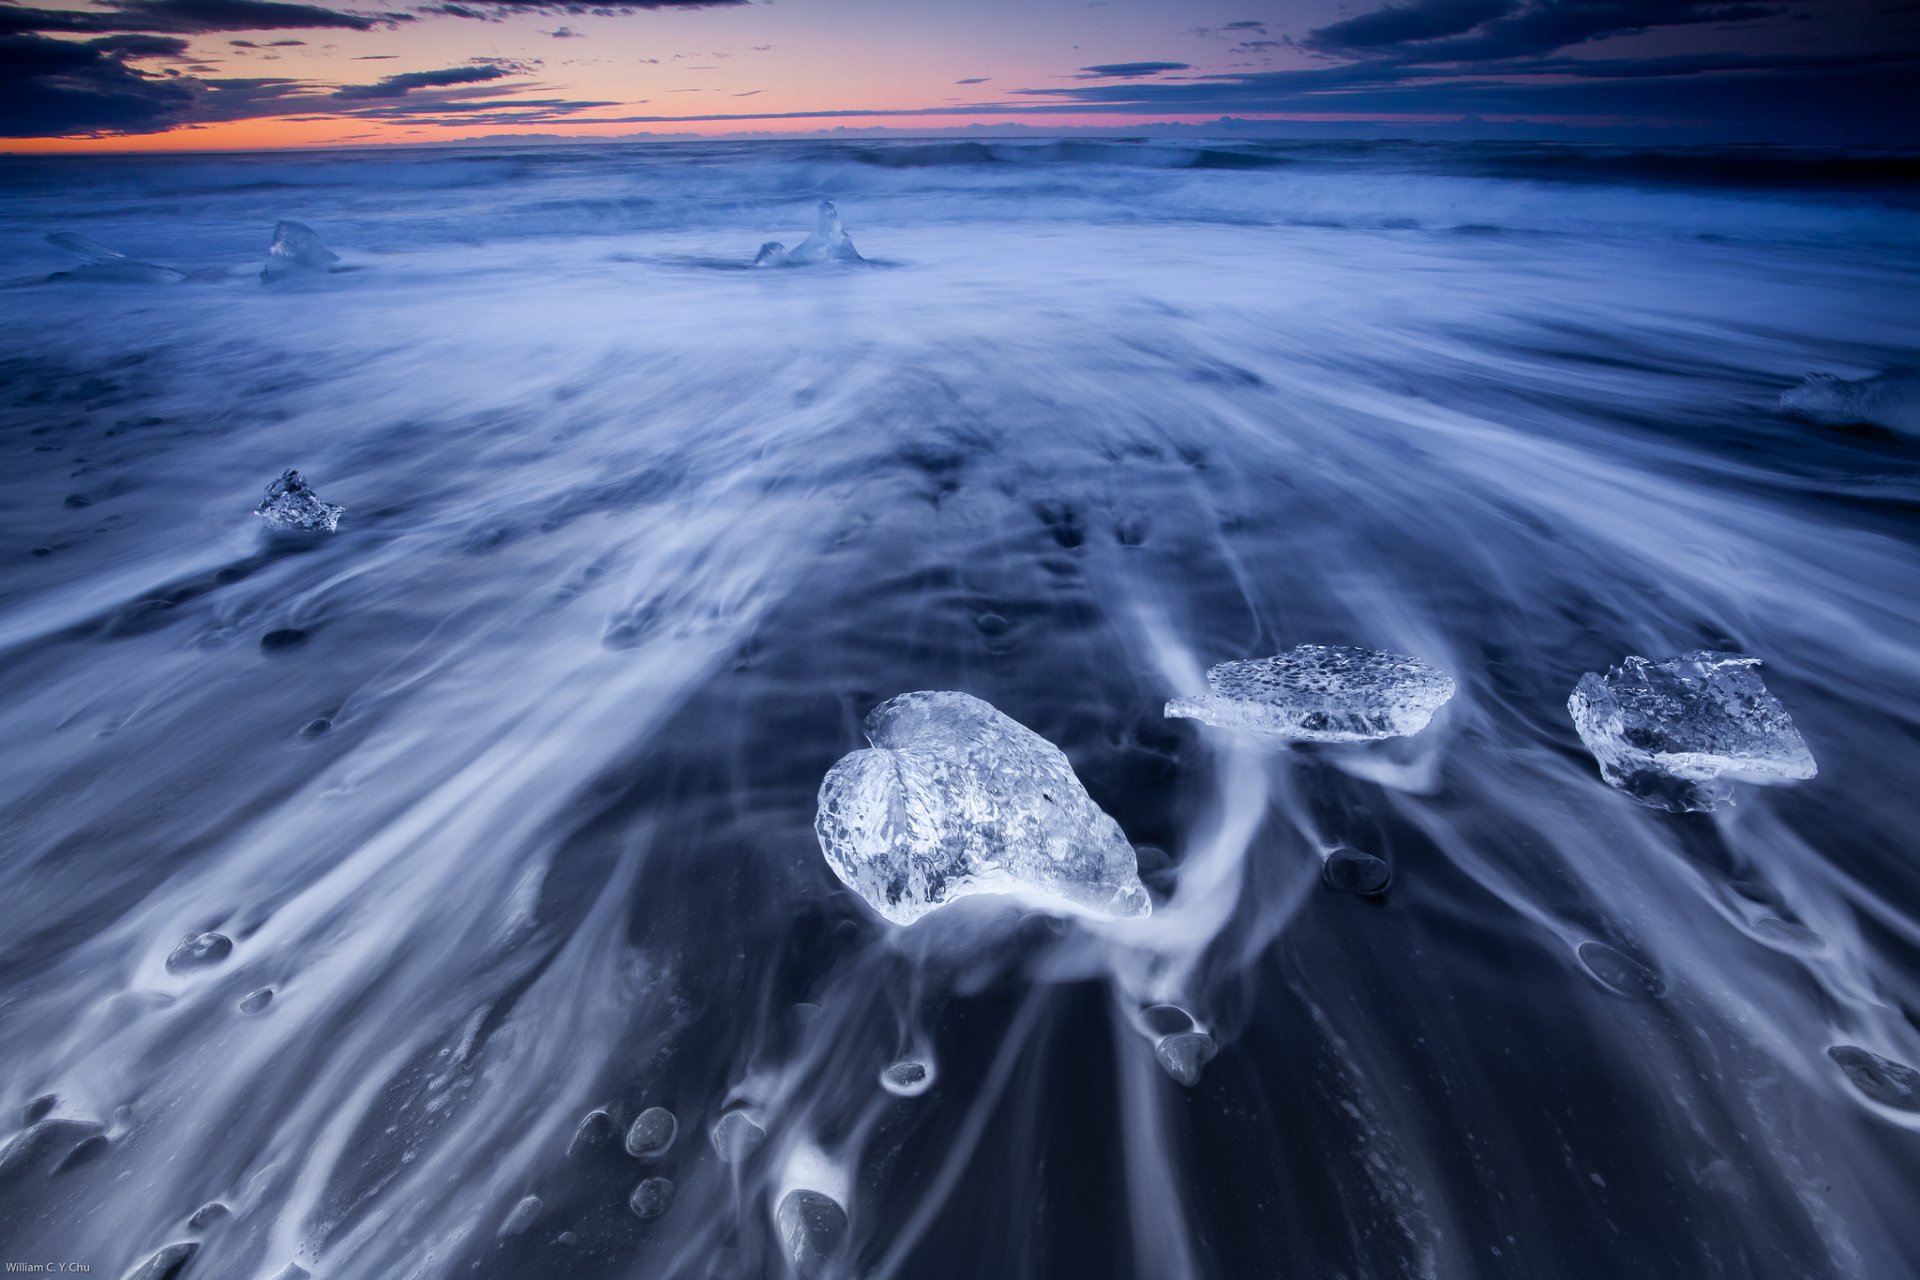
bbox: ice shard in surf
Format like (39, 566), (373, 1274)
(815, 691), (1150, 925)
(1780, 371), (1920, 435)
(1567, 650), (1816, 812)
(44, 232), (185, 284)
(255, 469), (345, 534)
(753, 200), (864, 267)
(1165, 645), (1456, 741)
(261, 220), (340, 282)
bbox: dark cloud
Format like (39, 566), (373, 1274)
(0, 30), (316, 135)
(545, 24), (583, 35)
(0, 0), (408, 36)
(334, 63), (514, 98)
(1079, 61), (1189, 78)
(230, 36), (308, 44)
(954, 76), (989, 84)
(1305, 0), (1783, 60)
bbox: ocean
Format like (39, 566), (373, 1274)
(1, 137), (1918, 1279)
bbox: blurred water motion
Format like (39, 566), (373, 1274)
(1, 138), (1918, 1279)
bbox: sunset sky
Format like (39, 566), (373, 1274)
(4, 0), (1917, 151)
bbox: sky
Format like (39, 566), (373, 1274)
(2, 0), (1917, 151)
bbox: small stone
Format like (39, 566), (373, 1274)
(1322, 848), (1390, 896)
(975, 612), (1010, 636)
(499, 1195), (542, 1237)
(31, 546), (52, 557)
(54, 1132), (110, 1172)
(187, 1202), (231, 1230)
(1828, 1045), (1920, 1111)
(555, 1231), (578, 1247)
(300, 718), (332, 737)
(125, 1242), (198, 1280)
(260, 628), (308, 652)
(22, 1094), (57, 1124)
(629, 1176), (676, 1220)
(777, 1189), (849, 1280)
(625, 1107), (676, 1158)
(165, 932), (232, 973)
(879, 1061), (933, 1098)
(710, 1109), (765, 1163)
(238, 987), (275, 1014)
(64, 494), (91, 509)
(1154, 1031), (1218, 1088)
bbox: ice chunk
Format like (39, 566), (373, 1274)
(710, 1109), (765, 1162)
(879, 1060), (933, 1097)
(255, 469), (345, 534)
(261, 220), (340, 282)
(1165, 645), (1456, 741)
(815, 691), (1150, 926)
(625, 1106), (676, 1158)
(166, 931), (232, 973)
(44, 232), (185, 284)
(1828, 1045), (1920, 1111)
(763, 200), (864, 267)
(1781, 371), (1920, 435)
(776, 1189), (849, 1280)
(629, 1176), (675, 1220)
(1154, 1031), (1217, 1088)
(1567, 651), (1816, 812)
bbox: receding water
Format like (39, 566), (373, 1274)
(1, 138), (1918, 1279)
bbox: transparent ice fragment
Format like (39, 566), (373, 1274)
(261, 220), (340, 282)
(44, 232), (185, 284)
(753, 241), (789, 267)
(1154, 1031), (1217, 1088)
(710, 1109), (765, 1162)
(776, 1189), (849, 1280)
(779, 200), (864, 266)
(1567, 651), (1815, 812)
(879, 1060), (933, 1097)
(1165, 645), (1456, 741)
(255, 469), (345, 534)
(1781, 371), (1920, 435)
(815, 691), (1150, 926)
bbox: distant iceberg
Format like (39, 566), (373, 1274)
(815, 691), (1150, 925)
(261, 220), (341, 282)
(753, 200), (865, 268)
(256, 469), (345, 534)
(1780, 371), (1920, 435)
(1568, 650), (1816, 812)
(43, 232), (184, 284)
(1166, 645), (1456, 741)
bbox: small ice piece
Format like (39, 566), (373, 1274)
(1154, 1031), (1217, 1088)
(261, 220), (340, 282)
(629, 1177), (675, 1220)
(879, 1061), (933, 1097)
(776, 1189), (849, 1280)
(1781, 371), (1920, 435)
(238, 987), (274, 1014)
(1567, 651), (1816, 812)
(498, 1195), (542, 1237)
(753, 241), (789, 267)
(44, 232), (185, 284)
(710, 1109), (765, 1163)
(255, 469), (345, 534)
(1828, 1045), (1920, 1111)
(187, 1202), (230, 1230)
(625, 1106), (676, 1158)
(1166, 645), (1456, 741)
(815, 691), (1151, 926)
(779, 200), (864, 266)
(165, 932), (232, 973)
